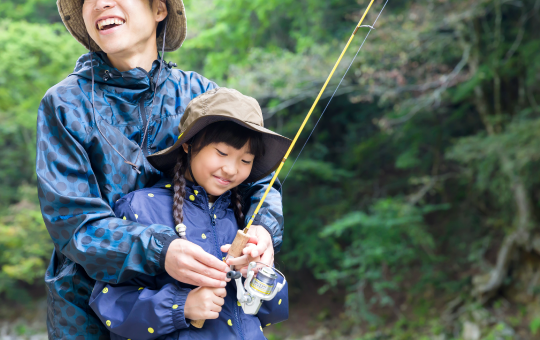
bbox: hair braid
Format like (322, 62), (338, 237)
(172, 152), (187, 227)
(230, 187), (245, 229)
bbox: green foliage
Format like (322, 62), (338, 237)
(174, 0), (359, 81)
(530, 317), (540, 335)
(0, 186), (52, 301)
(0, 0), (59, 23)
(318, 198), (445, 320)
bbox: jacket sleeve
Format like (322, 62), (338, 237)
(36, 92), (178, 284)
(89, 280), (191, 339)
(241, 173), (285, 252)
(257, 275), (289, 327)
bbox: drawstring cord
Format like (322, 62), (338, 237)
(86, 18), (169, 174)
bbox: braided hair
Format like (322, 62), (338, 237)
(170, 121), (265, 229)
(172, 151), (188, 227)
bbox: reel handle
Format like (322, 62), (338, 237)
(190, 229), (250, 329)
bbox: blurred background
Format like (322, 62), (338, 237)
(1, 0), (540, 339)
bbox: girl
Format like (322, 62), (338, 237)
(89, 88), (291, 340)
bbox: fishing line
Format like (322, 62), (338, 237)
(281, 0), (389, 187)
(243, 0), (387, 232)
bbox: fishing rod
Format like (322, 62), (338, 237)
(243, 0), (377, 233)
(189, 0), (386, 328)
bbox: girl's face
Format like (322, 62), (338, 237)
(183, 142), (255, 197)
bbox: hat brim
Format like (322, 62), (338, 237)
(147, 116), (292, 183)
(57, 0), (187, 52)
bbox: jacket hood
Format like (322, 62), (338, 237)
(72, 52), (172, 90)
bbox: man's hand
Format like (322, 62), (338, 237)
(184, 287), (227, 320)
(165, 239), (230, 287)
(220, 225), (275, 276)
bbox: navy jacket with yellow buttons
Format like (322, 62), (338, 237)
(89, 178), (288, 340)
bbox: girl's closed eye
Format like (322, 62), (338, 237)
(216, 148), (227, 156)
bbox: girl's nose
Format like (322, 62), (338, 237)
(221, 161), (238, 177)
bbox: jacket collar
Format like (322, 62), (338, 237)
(153, 178), (232, 211)
(72, 52), (172, 90)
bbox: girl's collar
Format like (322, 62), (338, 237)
(155, 178), (232, 209)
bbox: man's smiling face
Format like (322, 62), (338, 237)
(82, 0), (167, 56)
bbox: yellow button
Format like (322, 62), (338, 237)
(194, 190), (199, 195)
(266, 323), (271, 326)
(138, 287), (144, 290)
(122, 216), (126, 220)
(106, 320), (111, 327)
(227, 319), (233, 326)
(165, 184), (171, 188)
(214, 214), (217, 219)
(148, 193), (154, 197)
(134, 214), (138, 219)
(260, 326), (263, 331)
(202, 233), (207, 239)
(148, 328), (154, 334)
(189, 195), (195, 201)
(278, 299), (282, 305)
(237, 301), (241, 306)
(102, 287), (108, 294)
(172, 304), (178, 309)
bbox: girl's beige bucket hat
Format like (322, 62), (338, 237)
(147, 88), (292, 183)
(56, 0), (187, 52)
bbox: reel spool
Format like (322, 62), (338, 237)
(232, 262), (286, 315)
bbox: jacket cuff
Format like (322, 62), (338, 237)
(172, 284), (191, 330)
(158, 233), (179, 270)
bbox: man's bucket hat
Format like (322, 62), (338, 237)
(57, 0), (187, 52)
(147, 88), (292, 183)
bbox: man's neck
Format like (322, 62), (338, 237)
(106, 39), (159, 72)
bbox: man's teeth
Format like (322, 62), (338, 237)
(97, 18), (125, 30)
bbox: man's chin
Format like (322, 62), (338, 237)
(94, 39), (131, 56)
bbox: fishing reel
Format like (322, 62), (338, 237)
(226, 262), (286, 315)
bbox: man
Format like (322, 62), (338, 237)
(37, 0), (285, 338)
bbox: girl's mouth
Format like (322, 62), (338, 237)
(213, 175), (232, 186)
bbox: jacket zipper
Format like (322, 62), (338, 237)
(139, 101), (149, 157)
(206, 199), (244, 340)
(136, 67), (153, 157)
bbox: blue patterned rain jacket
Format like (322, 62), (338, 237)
(89, 178), (288, 340)
(36, 52), (285, 340)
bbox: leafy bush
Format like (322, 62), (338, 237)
(0, 186), (52, 301)
(319, 198), (447, 322)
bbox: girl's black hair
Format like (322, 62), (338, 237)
(172, 121), (265, 229)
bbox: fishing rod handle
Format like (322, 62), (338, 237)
(190, 230), (250, 329)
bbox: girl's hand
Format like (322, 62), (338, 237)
(184, 287), (227, 320)
(220, 225), (274, 277)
